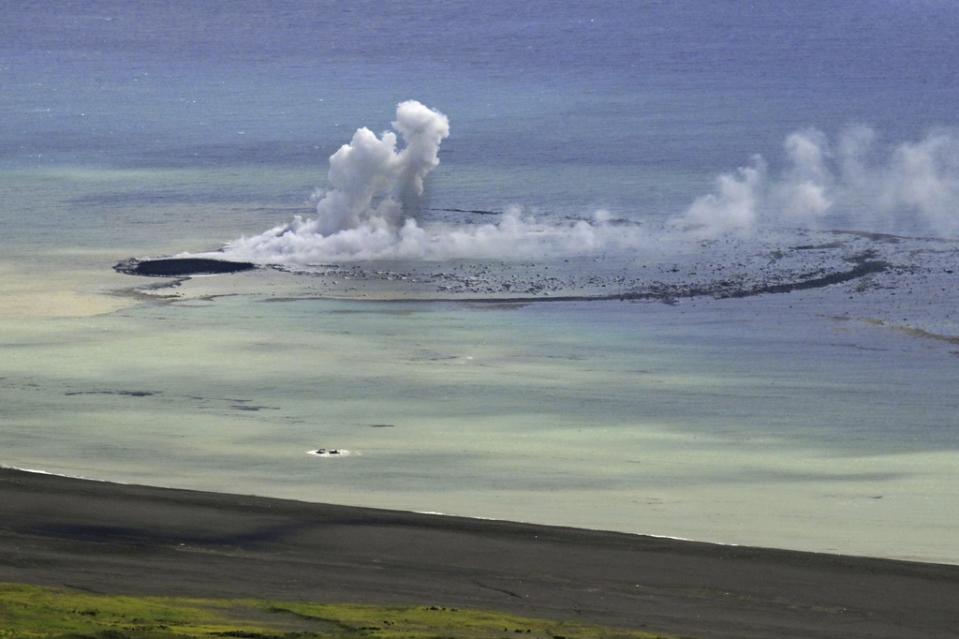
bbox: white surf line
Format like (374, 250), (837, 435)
(0, 464), (130, 483)
(14, 464), (952, 563)
(413, 509), (730, 545)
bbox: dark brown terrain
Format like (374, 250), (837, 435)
(1, 468), (957, 639)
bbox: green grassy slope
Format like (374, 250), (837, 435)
(0, 583), (677, 639)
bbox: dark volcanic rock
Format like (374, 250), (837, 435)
(115, 257), (256, 277)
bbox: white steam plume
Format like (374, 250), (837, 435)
(676, 127), (959, 238)
(313, 99), (448, 233)
(680, 156), (766, 238)
(224, 103), (959, 266)
(223, 101), (646, 263)
(227, 100), (450, 258)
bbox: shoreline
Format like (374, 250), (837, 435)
(117, 235), (894, 306)
(6, 464), (948, 568)
(1, 467), (957, 638)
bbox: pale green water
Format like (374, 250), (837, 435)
(3, 1), (958, 565)
(2, 284), (957, 563)
(1, 169), (957, 563)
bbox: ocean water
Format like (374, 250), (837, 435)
(1, 1), (958, 563)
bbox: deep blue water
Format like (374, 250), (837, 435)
(2, 1), (959, 562)
(4, 1), (959, 217)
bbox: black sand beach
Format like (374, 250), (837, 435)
(0, 468), (956, 639)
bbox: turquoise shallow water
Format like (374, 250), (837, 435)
(2, 291), (957, 562)
(1, 2), (958, 563)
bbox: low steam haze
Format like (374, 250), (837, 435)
(222, 104), (959, 265)
(222, 101), (647, 263)
(678, 127), (959, 238)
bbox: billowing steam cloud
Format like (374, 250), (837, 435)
(223, 101), (647, 264)
(227, 100), (448, 257)
(677, 126), (959, 238)
(223, 103), (959, 266)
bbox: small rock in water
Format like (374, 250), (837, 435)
(311, 447), (347, 457)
